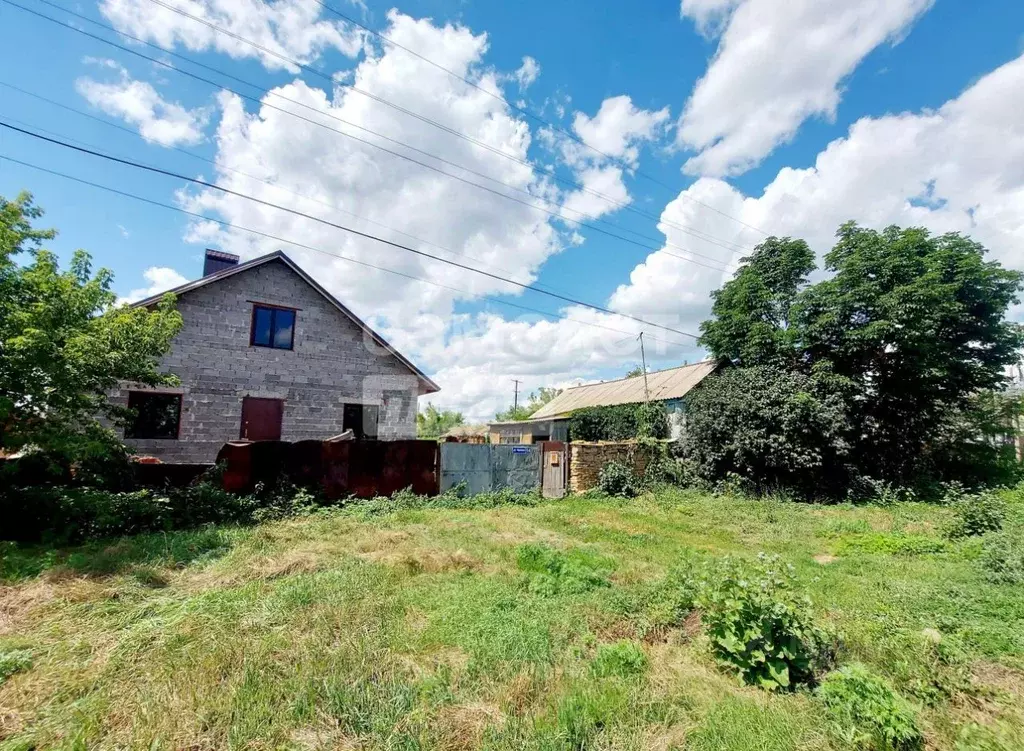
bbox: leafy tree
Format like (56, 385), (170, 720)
(494, 386), (562, 421)
(796, 224), (1024, 482)
(695, 223), (1024, 493)
(625, 366), (645, 378)
(699, 236), (815, 367)
(416, 403), (464, 438)
(0, 192), (182, 464)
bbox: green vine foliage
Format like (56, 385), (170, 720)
(569, 402), (668, 441)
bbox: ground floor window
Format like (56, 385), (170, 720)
(344, 403), (379, 439)
(126, 392), (182, 439)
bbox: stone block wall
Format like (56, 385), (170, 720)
(112, 259), (429, 463)
(569, 441), (658, 493)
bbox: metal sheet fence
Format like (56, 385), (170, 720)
(217, 439), (439, 499)
(440, 443), (541, 494)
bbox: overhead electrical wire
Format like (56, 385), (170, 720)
(138, 0), (753, 255)
(310, 0), (772, 240)
(0, 120), (702, 342)
(13, 0), (753, 263)
(7, 0), (739, 273)
(141, 0), (762, 249)
(0, 153), (692, 349)
(0, 82), (583, 292)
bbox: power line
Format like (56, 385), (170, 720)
(19, 0), (753, 259)
(8, 0), (739, 272)
(0, 120), (701, 341)
(311, 0), (771, 240)
(138, 0), (756, 255)
(0, 83), (580, 292)
(1, 152), (694, 350)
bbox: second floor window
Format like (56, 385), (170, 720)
(251, 304), (295, 349)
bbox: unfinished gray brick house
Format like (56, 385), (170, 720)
(111, 249), (439, 463)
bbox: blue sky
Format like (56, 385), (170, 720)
(1, 0), (1023, 419)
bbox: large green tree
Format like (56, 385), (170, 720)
(416, 403), (464, 438)
(699, 236), (815, 367)
(692, 223), (1024, 492)
(0, 192), (182, 461)
(796, 223), (1024, 481)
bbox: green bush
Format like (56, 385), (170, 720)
(591, 641), (648, 678)
(944, 492), (1006, 539)
(0, 476), (312, 544)
(819, 664), (923, 750)
(978, 533), (1024, 584)
(598, 461), (642, 498)
(698, 554), (836, 691)
(0, 649), (32, 686)
(679, 366), (854, 500)
(516, 543), (612, 595)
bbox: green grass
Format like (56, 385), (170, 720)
(1, 488), (1023, 750)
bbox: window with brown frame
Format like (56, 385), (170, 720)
(125, 392), (182, 439)
(250, 304), (296, 349)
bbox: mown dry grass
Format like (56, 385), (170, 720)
(1, 488), (1023, 750)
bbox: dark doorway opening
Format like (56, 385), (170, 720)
(343, 403), (379, 440)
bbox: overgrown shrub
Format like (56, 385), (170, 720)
(516, 543), (612, 595)
(569, 402), (668, 441)
(698, 554), (837, 690)
(680, 366), (853, 500)
(591, 641), (648, 678)
(819, 663), (923, 750)
(943, 492), (1006, 539)
(978, 533), (1024, 584)
(598, 461), (642, 498)
(0, 473), (311, 544)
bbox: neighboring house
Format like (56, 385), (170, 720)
(113, 249), (439, 463)
(440, 425), (489, 443)
(487, 360), (719, 443)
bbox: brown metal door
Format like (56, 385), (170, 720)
(540, 441), (566, 498)
(240, 397), (284, 441)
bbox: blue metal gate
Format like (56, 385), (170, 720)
(440, 444), (541, 494)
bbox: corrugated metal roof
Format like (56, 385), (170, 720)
(530, 360), (719, 419)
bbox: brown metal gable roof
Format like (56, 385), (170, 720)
(529, 360), (719, 418)
(131, 250), (440, 394)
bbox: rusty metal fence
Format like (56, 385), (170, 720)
(217, 439), (439, 499)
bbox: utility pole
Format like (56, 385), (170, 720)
(638, 332), (650, 403)
(512, 379), (522, 412)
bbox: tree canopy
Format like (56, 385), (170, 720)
(416, 403), (464, 438)
(699, 236), (815, 368)
(0, 193), (182, 462)
(494, 386), (562, 421)
(690, 223), (1024, 494)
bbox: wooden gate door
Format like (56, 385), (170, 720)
(240, 397), (284, 441)
(540, 441), (566, 498)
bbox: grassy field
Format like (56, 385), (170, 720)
(1, 488), (1023, 750)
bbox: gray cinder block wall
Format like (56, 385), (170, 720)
(110, 258), (430, 463)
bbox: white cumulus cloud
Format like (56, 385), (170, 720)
(99, 0), (365, 72)
(120, 266), (189, 304)
(677, 0), (934, 176)
(513, 56), (540, 90)
(76, 61), (210, 147)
